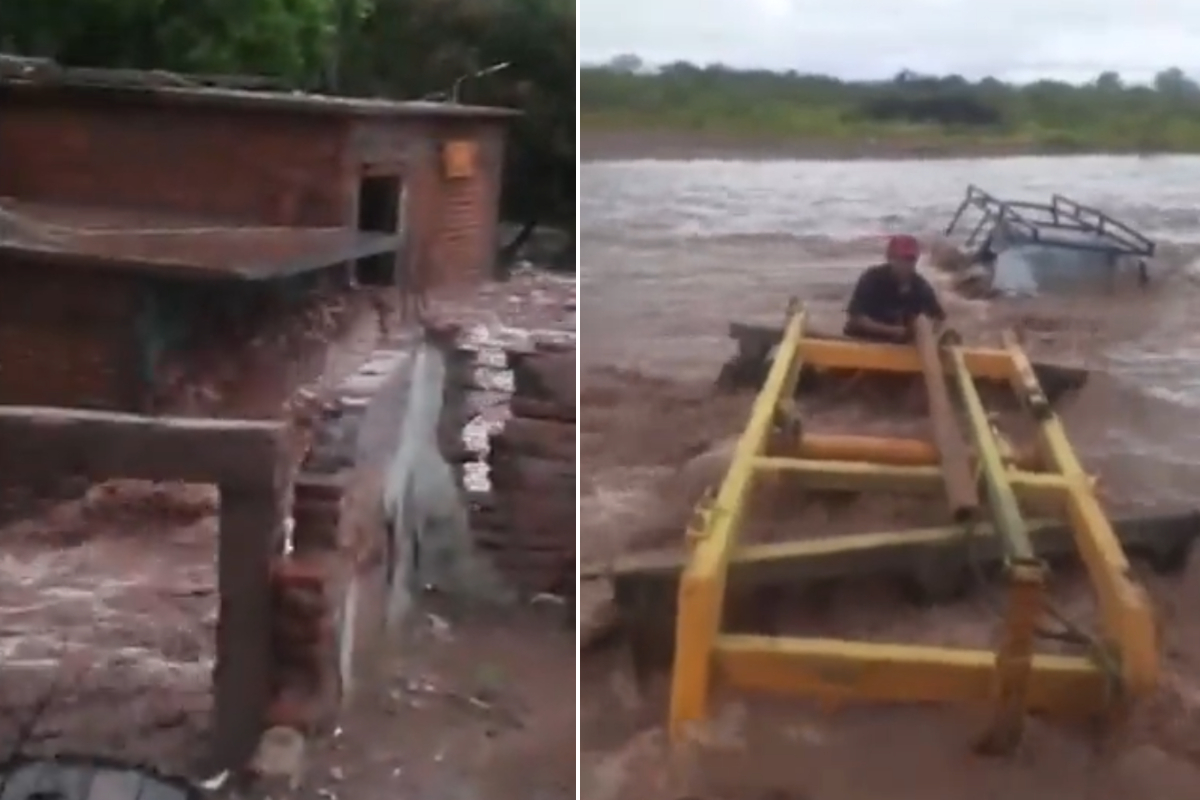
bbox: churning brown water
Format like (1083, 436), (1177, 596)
(579, 154), (1200, 800)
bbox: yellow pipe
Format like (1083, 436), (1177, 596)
(798, 434), (941, 465)
(792, 433), (1043, 471)
(950, 346), (1035, 561)
(798, 338), (1016, 379)
(751, 455), (1079, 506)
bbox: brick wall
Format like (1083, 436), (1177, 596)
(0, 102), (347, 226)
(0, 261), (141, 409)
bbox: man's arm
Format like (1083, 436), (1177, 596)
(847, 271), (908, 341)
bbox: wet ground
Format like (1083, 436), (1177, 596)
(252, 603), (576, 800)
(580, 154), (1200, 799)
(0, 270), (577, 799)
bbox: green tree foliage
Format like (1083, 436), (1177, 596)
(0, 0), (576, 233)
(0, 0), (347, 83)
(581, 58), (1200, 152)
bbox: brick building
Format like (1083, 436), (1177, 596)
(0, 68), (521, 771)
(0, 71), (515, 412)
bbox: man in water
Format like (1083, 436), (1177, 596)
(844, 234), (946, 343)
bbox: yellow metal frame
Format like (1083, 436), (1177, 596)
(669, 309), (1158, 752)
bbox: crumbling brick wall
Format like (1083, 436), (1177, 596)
(249, 273), (575, 739)
(437, 323), (576, 597)
(261, 325), (522, 736)
(263, 340), (418, 734)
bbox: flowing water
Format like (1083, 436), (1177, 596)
(579, 154), (1200, 799)
(581, 154), (1200, 510)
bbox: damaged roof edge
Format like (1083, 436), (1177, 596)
(0, 75), (521, 121)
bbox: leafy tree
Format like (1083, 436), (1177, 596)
(581, 60), (1200, 153)
(0, 0), (348, 83)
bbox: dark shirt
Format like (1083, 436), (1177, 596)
(846, 263), (945, 328)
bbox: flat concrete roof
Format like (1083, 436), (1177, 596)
(0, 75), (520, 121)
(0, 199), (403, 281)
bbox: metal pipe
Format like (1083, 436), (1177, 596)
(949, 347), (1036, 562)
(450, 61), (512, 103)
(914, 317), (978, 521)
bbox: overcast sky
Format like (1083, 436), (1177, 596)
(579, 0), (1200, 83)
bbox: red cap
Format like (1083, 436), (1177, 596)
(886, 234), (921, 260)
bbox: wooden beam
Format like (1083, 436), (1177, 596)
(210, 483), (284, 772)
(0, 406), (286, 488)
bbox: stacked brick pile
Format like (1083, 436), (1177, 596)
(481, 344), (575, 594)
(427, 270), (576, 597)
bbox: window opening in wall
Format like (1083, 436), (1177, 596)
(356, 174), (407, 286)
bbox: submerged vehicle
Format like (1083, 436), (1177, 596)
(935, 185), (1156, 297)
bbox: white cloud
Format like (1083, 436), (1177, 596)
(579, 0), (1200, 82)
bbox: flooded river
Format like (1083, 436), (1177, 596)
(581, 154), (1200, 510)
(580, 154), (1200, 800)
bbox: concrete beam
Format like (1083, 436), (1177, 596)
(0, 405), (286, 488)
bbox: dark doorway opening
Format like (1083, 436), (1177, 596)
(356, 174), (404, 285)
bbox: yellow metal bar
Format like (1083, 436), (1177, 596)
(1002, 330), (1051, 418)
(780, 304), (807, 401)
(1004, 344), (1159, 695)
(950, 347), (1036, 561)
(977, 561), (1046, 754)
(713, 635), (1108, 718)
(752, 455), (1077, 503)
(670, 308), (807, 740)
(798, 338), (1016, 379)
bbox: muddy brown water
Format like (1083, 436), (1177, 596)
(580, 154), (1200, 799)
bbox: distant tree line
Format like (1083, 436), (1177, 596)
(0, 0), (576, 236)
(581, 55), (1200, 151)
